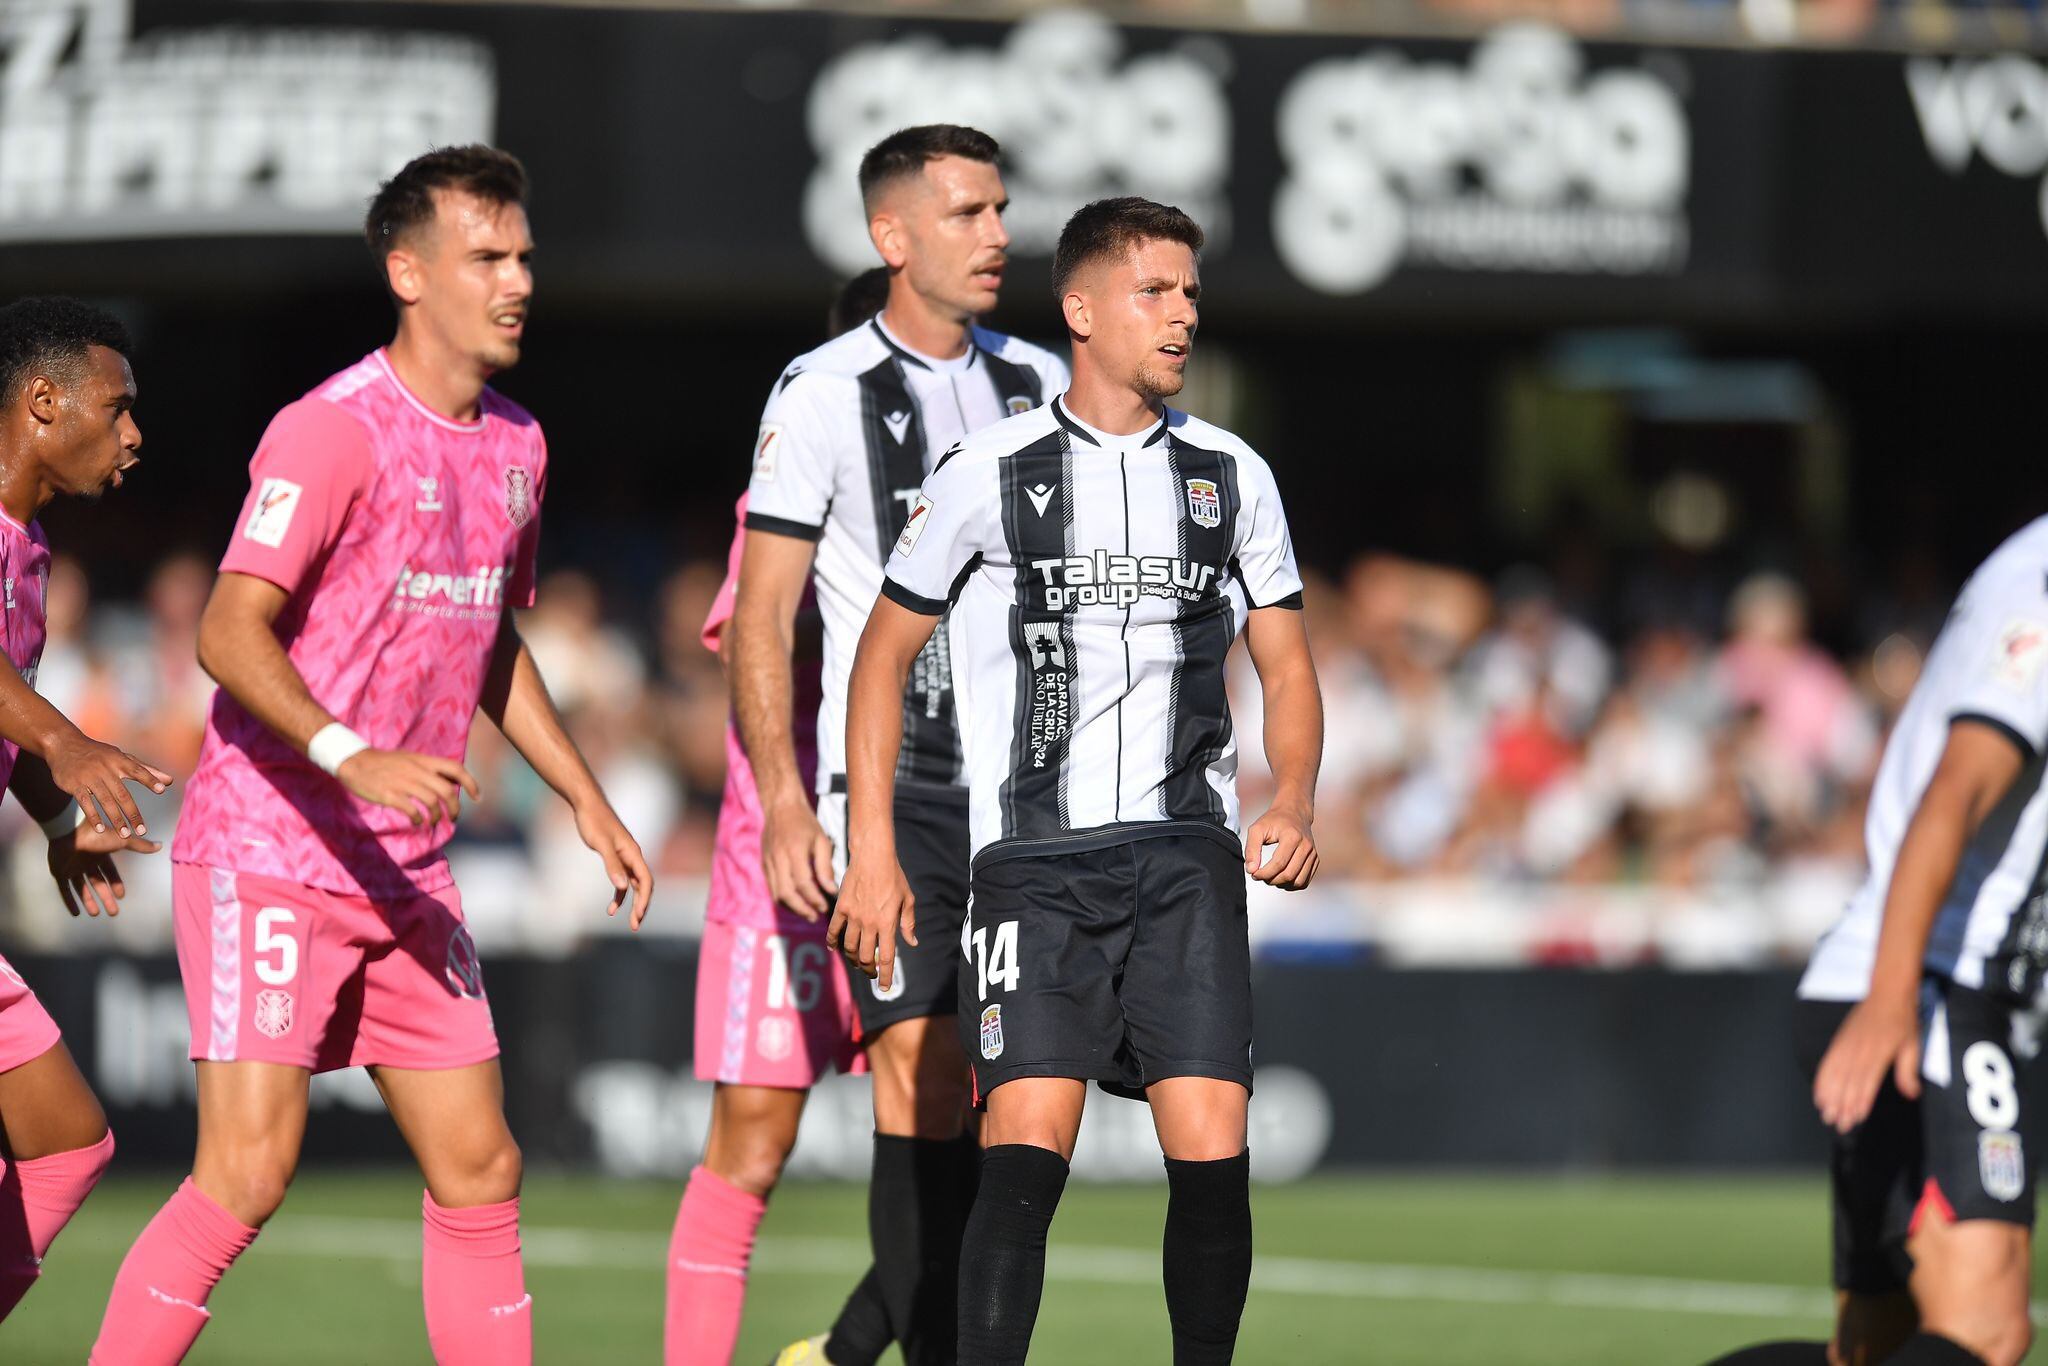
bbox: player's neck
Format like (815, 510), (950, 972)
(879, 292), (972, 363)
(1059, 371), (1164, 438)
(384, 328), (490, 424)
(0, 460), (42, 528)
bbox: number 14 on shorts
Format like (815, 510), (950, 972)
(971, 921), (1019, 1001)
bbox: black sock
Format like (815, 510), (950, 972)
(1162, 1151), (1253, 1366)
(1699, 1344), (1831, 1365)
(1888, 1334), (1989, 1365)
(862, 1133), (970, 1366)
(958, 1144), (1069, 1366)
(823, 1265), (892, 1366)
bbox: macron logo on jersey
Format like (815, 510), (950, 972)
(883, 410), (913, 445)
(393, 563), (508, 618)
(243, 478), (302, 548)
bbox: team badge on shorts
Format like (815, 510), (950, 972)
(504, 466), (533, 528)
(1007, 396), (1033, 416)
(871, 958), (906, 1003)
(756, 1015), (795, 1063)
(253, 989), (294, 1039)
(979, 1004), (1004, 1060)
(445, 927), (486, 1000)
(1981, 1130), (2027, 1202)
(1185, 478), (1221, 529)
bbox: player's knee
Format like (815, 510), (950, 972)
(709, 1135), (791, 1199)
(467, 1135), (523, 1203)
(205, 1151), (296, 1226)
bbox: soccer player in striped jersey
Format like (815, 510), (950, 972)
(732, 126), (1066, 1365)
(0, 296), (170, 1324)
(664, 272), (895, 1366)
(92, 147), (653, 1366)
(1712, 523), (2048, 1366)
(836, 197), (1324, 1364)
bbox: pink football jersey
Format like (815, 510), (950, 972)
(174, 350), (545, 899)
(0, 512), (51, 794)
(703, 494), (822, 929)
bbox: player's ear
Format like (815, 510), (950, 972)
(869, 210), (908, 271)
(385, 248), (425, 307)
(24, 375), (59, 427)
(1062, 289), (1091, 339)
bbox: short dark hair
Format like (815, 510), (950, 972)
(0, 297), (132, 411)
(364, 144), (529, 261)
(828, 267), (892, 339)
(1050, 197), (1204, 300)
(858, 125), (1001, 210)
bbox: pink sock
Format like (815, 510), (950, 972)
(421, 1191), (530, 1366)
(665, 1165), (768, 1366)
(89, 1177), (258, 1365)
(0, 1129), (116, 1320)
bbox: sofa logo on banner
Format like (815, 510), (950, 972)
(802, 10), (1231, 275)
(1272, 25), (1690, 295)
(0, 0), (494, 241)
(1907, 56), (2048, 240)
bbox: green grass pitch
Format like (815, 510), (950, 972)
(0, 1169), (2014, 1363)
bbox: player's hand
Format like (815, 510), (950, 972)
(762, 794), (838, 922)
(43, 729), (172, 839)
(336, 749), (480, 827)
(1813, 994), (1922, 1134)
(48, 826), (161, 918)
(1246, 802), (1318, 890)
(575, 799), (654, 931)
(828, 855), (916, 991)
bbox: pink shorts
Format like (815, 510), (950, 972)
(0, 952), (61, 1074)
(694, 921), (865, 1088)
(172, 862), (498, 1074)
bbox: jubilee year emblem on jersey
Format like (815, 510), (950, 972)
(1186, 478), (1221, 529)
(504, 466), (533, 529)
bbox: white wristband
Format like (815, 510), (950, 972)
(38, 800), (84, 841)
(308, 723), (370, 777)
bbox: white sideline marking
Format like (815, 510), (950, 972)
(77, 1214), (1860, 1322)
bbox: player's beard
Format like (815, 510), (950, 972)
(1133, 359), (1186, 401)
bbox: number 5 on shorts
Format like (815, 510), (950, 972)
(972, 921), (1020, 1001)
(254, 906), (299, 986)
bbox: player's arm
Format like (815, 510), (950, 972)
(1814, 718), (2023, 1132)
(0, 653), (168, 839)
(478, 614), (652, 929)
(196, 572), (475, 827)
(832, 595), (940, 988)
(1242, 602), (1323, 890)
(729, 528), (834, 920)
(10, 750), (162, 918)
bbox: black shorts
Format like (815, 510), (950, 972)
(958, 832), (1252, 1103)
(822, 785), (970, 1033)
(1796, 984), (2044, 1295)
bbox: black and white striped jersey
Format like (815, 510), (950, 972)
(745, 315), (1069, 798)
(882, 396), (1304, 868)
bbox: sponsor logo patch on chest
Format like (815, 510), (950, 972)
(1029, 549), (1221, 610)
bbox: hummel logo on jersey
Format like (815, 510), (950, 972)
(884, 410), (913, 445)
(1026, 483), (1055, 517)
(1031, 550), (1221, 610)
(4, 578), (14, 611)
(415, 476), (443, 513)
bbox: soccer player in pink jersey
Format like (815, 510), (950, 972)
(92, 146), (653, 1366)
(0, 296), (173, 1325)
(668, 271), (897, 1366)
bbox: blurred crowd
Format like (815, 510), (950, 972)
(0, 537), (1932, 960)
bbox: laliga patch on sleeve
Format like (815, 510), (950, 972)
(242, 478), (302, 548)
(1993, 618), (2048, 690)
(897, 494), (934, 555)
(752, 423), (782, 483)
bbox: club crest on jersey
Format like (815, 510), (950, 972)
(445, 927), (485, 999)
(1006, 396), (1033, 416)
(1981, 1130), (2026, 1202)
(253, 989), (294, 1039)
(980, 1004), (1004, 1060)
(503, 466), (533, 529)
(1186, 478), (1221, 529)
